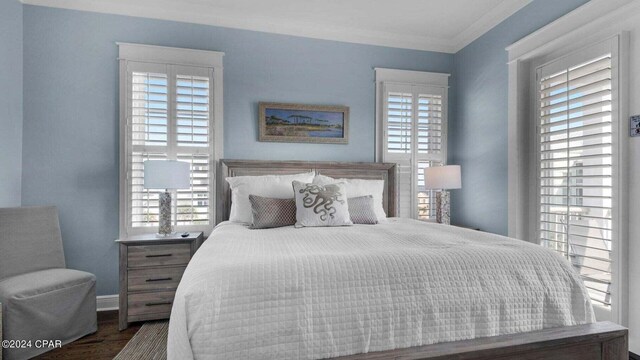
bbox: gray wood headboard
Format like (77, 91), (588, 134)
(216, 160), (398, 224)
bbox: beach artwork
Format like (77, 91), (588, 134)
(259, 102), (349, 144)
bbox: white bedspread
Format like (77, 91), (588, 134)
(168, 218), (595, 360)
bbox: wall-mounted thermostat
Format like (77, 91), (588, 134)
(631, 115), (640, 137)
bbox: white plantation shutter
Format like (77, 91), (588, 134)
(130, 152), (166, 227)
(177, 153), (210, 225)
(417, 161), (439, 220)
(174, 66), (213, 227)
(123, 60), (215, 234)
(131, 71), (168, 146)
(176, 70), (211, 148)
(386, 91), (413, 154)
(381, 81), (447, 220)
(128, 62), (171, 229)
(417, 94), (443, 154)
(537, 40), (620, 309)
(416, 94), (444, 220)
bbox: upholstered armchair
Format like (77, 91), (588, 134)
(0, 206), (97, 360)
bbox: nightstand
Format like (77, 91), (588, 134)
(116, 232), (203, 330)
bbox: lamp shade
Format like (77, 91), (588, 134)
(424, 165), (461, 190)
(143, 160), (190, 189)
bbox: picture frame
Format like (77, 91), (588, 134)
(258, 102), (349, 144)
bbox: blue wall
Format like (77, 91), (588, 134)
(0, 0), (23, 207)
(449, 0), (589, 236)
(18, 0), (594, 295)
(21, 5), (453, 295)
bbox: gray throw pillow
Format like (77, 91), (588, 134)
(348, 196), (379, 224)
(249, 195), (296, 229)
(292, 181), (353, 227)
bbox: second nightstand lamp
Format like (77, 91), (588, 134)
(144, 160), (191, 236)
(424, 165), (461, 225)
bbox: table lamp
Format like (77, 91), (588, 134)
(424, 165), (461, 225)
(144, 160), (191, 236)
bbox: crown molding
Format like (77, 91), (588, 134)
(452, 0), (532, 52)
(20, 0), (454, 52)
(22, 0), (530, 54)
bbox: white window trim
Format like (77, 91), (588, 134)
(374, 68), (450, 219)
(374, 68), (450, 163)
(505, 0), (631, 324)
(117, 43), (224, 239)
(534, 37), (620, 312)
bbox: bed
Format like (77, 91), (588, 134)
(168, 160), (627, 360)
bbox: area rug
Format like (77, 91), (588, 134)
(114, 320), (169, 360)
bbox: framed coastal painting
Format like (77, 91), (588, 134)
(259, 102), (349, 144)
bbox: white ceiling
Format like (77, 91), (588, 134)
(21, 0), (533, 53)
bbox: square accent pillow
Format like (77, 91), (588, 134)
(249, 195), (296, 229)
(348, 196), (379, 225)
(292, 181), (352, 227)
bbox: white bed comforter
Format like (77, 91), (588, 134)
(168, 218), (595, 360)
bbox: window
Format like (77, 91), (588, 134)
(536, 39), (620, 310)
(375, 69), (449, 220)
(118, 44), (224, 237)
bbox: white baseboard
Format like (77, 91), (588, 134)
(97, 294), (119, 311)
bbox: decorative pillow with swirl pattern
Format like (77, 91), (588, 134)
(292, 181), (353, 228)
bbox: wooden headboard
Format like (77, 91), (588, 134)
(216, 160), (398, 224)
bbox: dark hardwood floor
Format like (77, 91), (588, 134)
(33, 311), (141, 360)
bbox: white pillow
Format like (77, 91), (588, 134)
(313, 174), (387, 221)
(226, 172), (315, 224)
(292, 181), (352, 228)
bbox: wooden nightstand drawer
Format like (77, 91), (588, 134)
(128, 243), (191, 268)
(117, 232), (203, 330)
(128, 290), (175, 317)
(128, 266), (186, 292)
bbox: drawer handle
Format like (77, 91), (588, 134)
(146, 253), (173, 258)
(145, 301), (172, 307)
(146, 277), (172, 282)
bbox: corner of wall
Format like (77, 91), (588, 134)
(0, 0), (24, 207)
